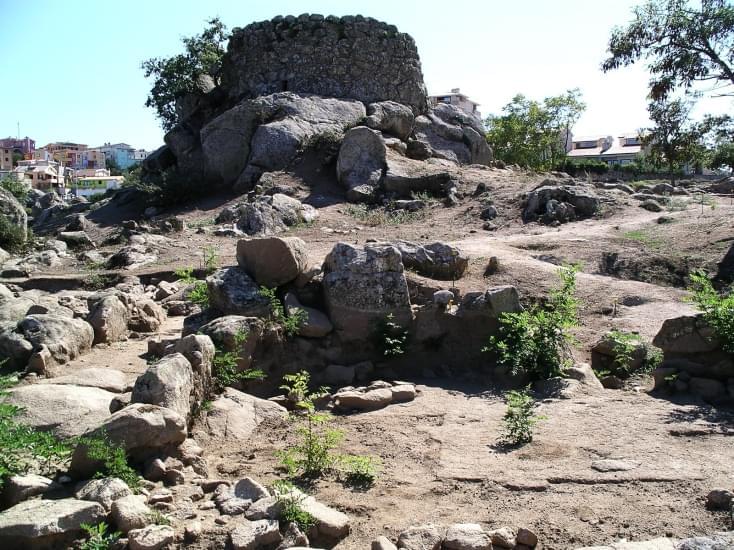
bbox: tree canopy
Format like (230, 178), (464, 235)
(142, 18), (229, 131)
(485, 89), (586, 170)
(602, 0), (734, 100)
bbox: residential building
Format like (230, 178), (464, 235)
(0, 137), (35, 156)
(567, 133), (645, 166)
(96, 142), (147, 169)
(78, 149), (106, 170)
(13, 159), (64, 191)
(1, 148), (13, 171)
(72, 175), (124, 198)
(75, 168), (111, 178)
(429, 88), (482, 118)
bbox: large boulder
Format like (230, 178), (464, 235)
(196, 315), (264, 351)
(383, 151), (454, 198)
(236, 237), (309, 287)
(236, 194), (318, 236)
(366, 101), (415, 140)
(206, 267), (272, 317)
(200, 92), (366, 186)
(197, 387), (288, 442)
(70, 404), (187, 478)
(284, 292), (333, 338)
(4, 384), (116, 438)
(394, 241), (468, 280)
(87, 295), (130, 344)
(523, 183), (600, 222)
(0, 314), (94, 370)
(336, 126), (387, 203)
(0, 187), (28, 242)
(0, 498), (105, 549)
(653, 314), (719, 355)
(321, 242), (412, 340)
(131, 353), (195, 421)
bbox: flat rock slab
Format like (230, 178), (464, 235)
(0, 498), (105, 543)
(5, 383), (116, 438)
(199, 387), (288, 441)
(37, 367), (132, 393)
(591, 459), (641, 473)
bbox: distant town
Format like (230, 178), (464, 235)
(0, 137), (150, 199)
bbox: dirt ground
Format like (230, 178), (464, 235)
(17, 167), (734, 548)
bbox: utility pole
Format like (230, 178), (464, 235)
(16, 122), (19, 139)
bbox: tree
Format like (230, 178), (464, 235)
(142, 18), (229, 131)
(485, 89), (586, 170)
(602, 0), (734, 100)
(709, 141), (734, 170)
(105, 156), (122, 176)
(644, 98), (707, 181)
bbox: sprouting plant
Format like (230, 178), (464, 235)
(77, 432), (140, 491)
(374, 313), (408, 357)
(212, 328), (266, 390)
(500, 388), (545, 446)
(277, 371), (342, 478)
(271, 480), (316, 531)
(687, 270), (734, 354)
(79, 522), (121, 550)
(148, 509), (172, 526)
(174, 266), (197, 284)
(605, 330), (663, 377)
(203, 246), (219, 274)
(187, 280), (210, 308)
(259, 287), (307, 338)
(484, 265), (579, 380)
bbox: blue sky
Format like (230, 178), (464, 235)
(1, 0), (730, 151)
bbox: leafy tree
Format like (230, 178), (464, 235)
(709, 140), (734, 170)
(105, 156), (122, 176)
(602, 0), (734, 100)
(485, 89), (585, 170)
(643, 98), (707, 181)
(142, 18), (229, 130)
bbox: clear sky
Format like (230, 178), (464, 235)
(1, 0), (730, 151)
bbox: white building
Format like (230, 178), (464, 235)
(72, 175), (124, 198)
(429, 88), (482, 118)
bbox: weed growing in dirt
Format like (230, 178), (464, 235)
(339, 454), (381, 487)
(374, 313), (408, 357)
(622, 229), (663, 249)
(271, 480), (316, 531)
(148, 509), (172, 526)
(484, 265), (579, 380)
(688, 270), (734, 353)
(259, 287), (307, 338)
(188, 218), (215, 229)
(212, 329), (266, 390)
(79, 522), (121, 550)
(203, 246), (218, 274)
(500, 388), (545, 446)
(176, 267), (210, 308)
(0, 373), (74, 488)
(666, 198), (689, 211)
(78, 432), (140, 491)
(174, 266), (197, 283)
(344, 203), (425, 225)
(605, 330), (663, 377)
(278, 371), (341, 478)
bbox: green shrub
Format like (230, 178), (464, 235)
(271, 480), (316, 531)
(80, 522), (121, 550)
(203, 246), (218, 274)
(344, 203), (425, 225)
(555, 159), (609, 176)
(603, 330), (663, 378)
(338, 454), (380, 486)
(277, 371), (341, 478)
(374, 313), (408, 357)
(77, 433), (140, 491)
(1, 176), (29, 204)
(187, 280), (210, 308)
(484, 265), (579, 380)
(259, 286), (307, 338)
(212, 329), (266, 391)
(174, 266), (197, 284)
(500, 388), (545, 446)
(687, 270), (734, 354)
(0, 213), (27, 253)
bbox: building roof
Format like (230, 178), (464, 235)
(572, 135), (608, 143)
(602, 144), (643, 156)
(567, 147), (604, 157)
(429, 92), (480, 106)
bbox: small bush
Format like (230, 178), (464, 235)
(484, 265), (579, 380)
(1, 176), (29, 204)
(80, 522), (121, 550)
(688, 270), (734, 354)
(187, 280), (210, 308)
(344, 203), (425, 226)
(604, 330), (663, 378)
(77, 433), (140, 491)
(148, 509), (172, 526)
(271, 480), (316, 531)
(174, 266), (197, 284)
(339, 454), (380, 486)
(277, 371), (341, 478)
(500, 388), (545, 446)
(203, 246), (218, 274)
(374, 313), (408, 357)
(259, 286), (307, 338)
(212, 329), (266, 390)
(0, 213), (27, 253)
